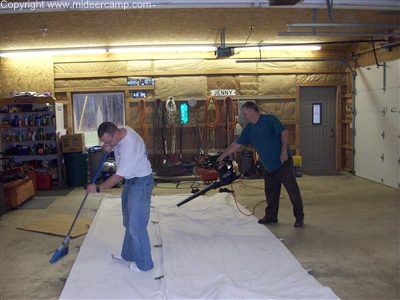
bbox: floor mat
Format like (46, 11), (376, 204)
(35, 187), (75, 197)
(303, 171), (345, 176)
(17, 213), (93, 238)
(18, 197), (56, 210)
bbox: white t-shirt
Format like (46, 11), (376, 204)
(112, 126), (152, 179)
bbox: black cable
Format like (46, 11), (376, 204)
(235, 26), (253, 55)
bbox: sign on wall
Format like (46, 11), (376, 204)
(210, 90), (236, 96)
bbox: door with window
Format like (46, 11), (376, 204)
(73, 92), (125, 147)
(300, 86), (336, 171)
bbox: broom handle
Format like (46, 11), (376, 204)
(65, 151), (109, 237)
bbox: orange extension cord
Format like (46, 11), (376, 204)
(229, 179), (286, 216)
(138, 98), (148, 142)
(203, 95), (220, 129)
(221, 96), (236, 134)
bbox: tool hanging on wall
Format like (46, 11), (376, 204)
(160, 99), (169, 164)
(157, 98), (189, 177)
(204, 95), (220, 156)
(138, 98), (148, 142)
(221, 96), (236, 148)
(188, 97), (202, 156)
(233, 116), (242, 161)
(166, 96), (177, 154)
(153, 98), (163, 168)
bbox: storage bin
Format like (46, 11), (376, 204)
(36, 172), (52, 190)
(16, 145), (30, 155)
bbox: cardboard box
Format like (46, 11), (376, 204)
(61, 133), (86, 153)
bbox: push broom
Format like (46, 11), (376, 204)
(50, 151), (109, 264)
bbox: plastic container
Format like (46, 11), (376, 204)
(16, 145), (30, 155)
(63, 151), (88, 187)
(294, 166), (302, 177)
(88, 146), (103, 184)
(293, 155), (302, 167)
(36, 172), (52, 190)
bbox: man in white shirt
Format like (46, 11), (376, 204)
(87, 121), (154, 271)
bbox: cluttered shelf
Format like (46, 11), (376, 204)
(0, 96), (61, 189)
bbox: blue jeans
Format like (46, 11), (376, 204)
(120, 173), (154, 271)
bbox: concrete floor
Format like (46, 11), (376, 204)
(0, 172), (399, 300)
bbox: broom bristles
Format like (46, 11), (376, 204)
(50, 246), (69, 264)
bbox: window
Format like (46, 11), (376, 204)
(312, 103), (322, 125)
(73, 92), (125, 146)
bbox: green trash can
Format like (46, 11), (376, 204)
(88, 146), (103, 184)
(64, 151), (88, 187)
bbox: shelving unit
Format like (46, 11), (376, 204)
(0, 96), (60, 188)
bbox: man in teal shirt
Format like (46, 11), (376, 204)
(218, 102), (304, 227)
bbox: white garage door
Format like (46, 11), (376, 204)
(354, 59), (400, 189)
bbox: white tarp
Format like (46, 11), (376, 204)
(59, 193), (339, 300)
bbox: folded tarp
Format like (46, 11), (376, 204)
(59, 193), (339, 299)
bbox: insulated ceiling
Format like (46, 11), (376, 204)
(0, 0), (398, 51)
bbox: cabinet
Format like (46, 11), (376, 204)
(0, 96), (60, 188)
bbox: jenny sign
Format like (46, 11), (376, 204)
(210, 90), (237, 96)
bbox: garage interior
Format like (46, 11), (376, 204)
(0, 0), (399, 299)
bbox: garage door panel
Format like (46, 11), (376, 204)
(357, 67), (382, 91)
(385, 61), (400, 89)
(354, 131), (384, 184)
(356, 112), (385, 135)
(356, 90), (385, 112)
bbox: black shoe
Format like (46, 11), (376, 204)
(258, 216), (278, 224)
(294, 218), (304, 227)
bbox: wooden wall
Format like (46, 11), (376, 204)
(1, 45), (398, 172)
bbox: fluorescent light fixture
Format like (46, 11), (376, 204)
(0, 45), (216, 57)
(108, 45), (216, 53)
(278, 32), (400, 37)
(0, 48), (107, 57)
(287, 22), (400, 28)
(235, 45), (321, 51)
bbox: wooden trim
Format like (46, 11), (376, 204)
(0, 96), (55, 106)
(54, 68), (346, 79)
(297, 82), (346, 87)
(335, 85), (341, 170)
(340, 93), (353, 98)
(295, 86), (300, 155)
(54, 85), (154, 93)
(52, 50), (347, 64)
(341, 144), (353, 149)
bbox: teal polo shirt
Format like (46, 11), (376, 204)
(236, 114), (292, 172)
